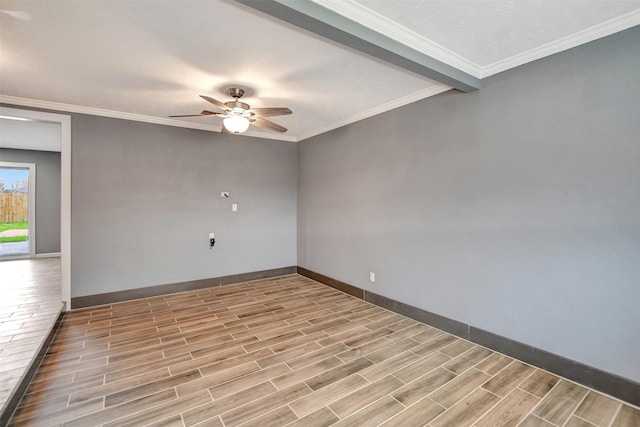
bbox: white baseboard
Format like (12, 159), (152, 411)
(35, 252), (61, 258)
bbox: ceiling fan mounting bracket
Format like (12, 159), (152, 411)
(227, 88), (245, 99)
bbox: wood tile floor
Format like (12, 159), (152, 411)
(0, 258), (63, 419)
(8, 274), (640, 426)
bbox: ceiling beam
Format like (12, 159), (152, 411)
(236, 0), (480, 92)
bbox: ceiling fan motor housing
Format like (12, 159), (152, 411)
(225, 101), (250, 111)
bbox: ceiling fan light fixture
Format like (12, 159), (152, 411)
(223, 116), (250, 134)
(171, 89), (291, 134)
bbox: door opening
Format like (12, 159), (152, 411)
(0, 106), (71, 308)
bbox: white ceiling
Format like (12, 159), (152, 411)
(1, 0), (638, 142)
(0, 116), (61, 152)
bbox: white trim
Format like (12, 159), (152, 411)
(476, 9), (640, 78)
(314, 1), (640, 79)
(298, 84), (451, 141)
(28, 163), (36, 258)
(0, 95), (298, 143)
(35, 252), (61, 258)
(236, 129), (297, 143)
(60, 113), (71, 308)
(313, 0), (482, 76)
(0, 106), (71, 308)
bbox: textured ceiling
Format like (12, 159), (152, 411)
(342, 0), (640, 75)
(0, 0), (638, 142)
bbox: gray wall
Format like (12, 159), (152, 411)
(71, 115), (297, 297)
(0, 148), (61, 254)
(298, 27), (640, 382)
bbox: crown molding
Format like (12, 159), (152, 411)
(312, 0), (482, 77)
(242, 0), (479, 91)
(298, 84), (450, 141)
(477, 9), (640, 78)
(0, 95), (298, 143)
(314, 1), (640, 79)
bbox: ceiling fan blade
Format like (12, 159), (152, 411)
(169, 110), (218, 118)
(250, 107), (292, 117)
(251, 117), (287, 133)
(200, 95), (229, 111)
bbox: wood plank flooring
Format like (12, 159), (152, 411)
(8, 274), (640, 426)
(0, 258), (64, 420)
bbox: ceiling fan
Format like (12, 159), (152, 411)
(170, 88), (292, 134)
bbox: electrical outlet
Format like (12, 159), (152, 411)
(369, 272), (375, 282)
(221, 192), (230, 198)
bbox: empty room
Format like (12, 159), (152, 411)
(0, 1), (639, 426)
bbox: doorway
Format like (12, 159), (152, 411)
(0, 162), (36, 258)
(0, 106), (71, 308)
